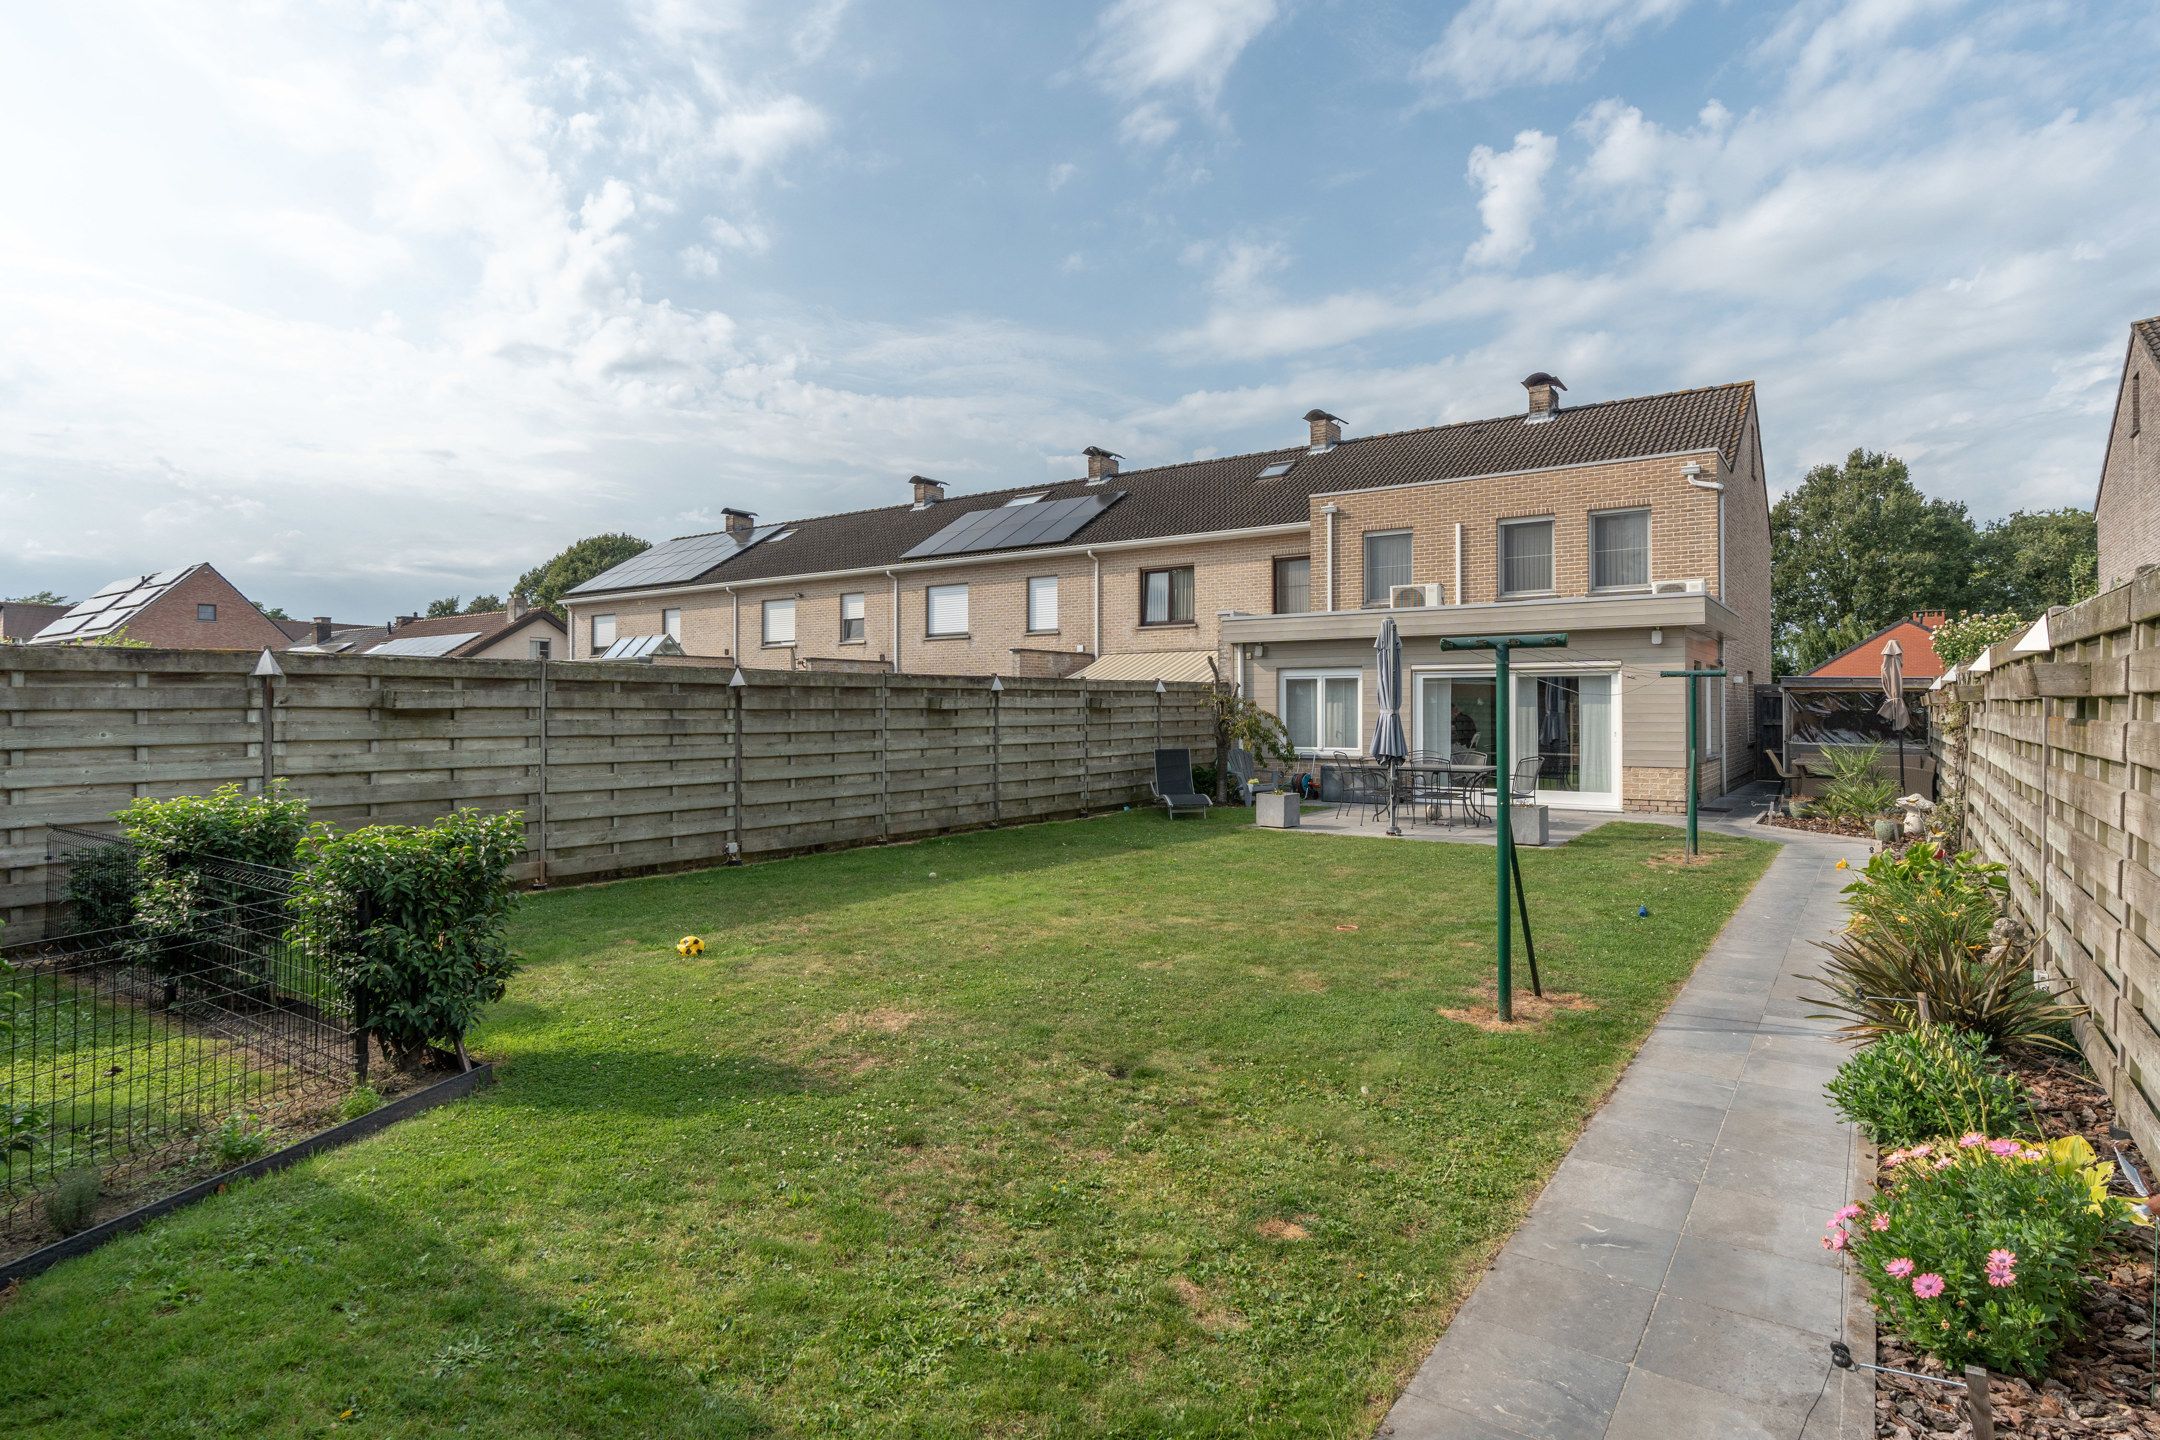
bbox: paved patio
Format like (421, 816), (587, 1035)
(1375, 821), (1872, 1440)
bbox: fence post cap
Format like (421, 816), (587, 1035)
(989, 675), (1004, 693)
(252, 649), (284, 679)
(1154, 679), (1167, 694)
(728, 667), (747, 689)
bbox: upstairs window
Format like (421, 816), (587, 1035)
(1500, 518), (1555, 595)
(840, 591), (866, 643)
(926, 583), (969, 637)
(529, 638), (552, 660)
(1140, 567), (1195, 626)
(663, 607), (682, 640)
(1362, 531), (1412, 605)
(1026, 575), (1059, 633)
(197, 603), (217, 622)
(591, 613), (616, 649)
(762, 598), (795, 646)
(1273, 555), (1311, 614)
(1590, 509), (1651, 590)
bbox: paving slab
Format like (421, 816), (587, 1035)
(1376, 820), (1867, 1439)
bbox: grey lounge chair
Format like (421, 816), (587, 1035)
(1152, 747), (1213, 819)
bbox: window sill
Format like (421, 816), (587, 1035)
(838, 637), (866, 647)
(761, 642), (796, 649)
(1138, 621), (1199, 630)
(1024, 629), (1060, 637)
(923, 632), (970, 641)
(1499, 590), (1558, 601)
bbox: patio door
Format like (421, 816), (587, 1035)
(1510, 673), (1618, 808)
(1416, 676), (1497, 758)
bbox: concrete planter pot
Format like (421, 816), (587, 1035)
(1508, 803), (1549, 846)
(1254, 792), (1301, 829)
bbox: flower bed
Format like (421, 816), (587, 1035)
(1863, 1055), (2156, 1437)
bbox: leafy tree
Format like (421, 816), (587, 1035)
(514, 533), (650, 616)
(1771, 450), (1977, 673)
(1969, 509), (2097, 617)
(424, 596), (463, 618)
(465, 593), (502, 614)
(4, 590), (67, 605)
(257, 603), (292, 620)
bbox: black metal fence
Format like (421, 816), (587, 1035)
(2, 829), (359, 1210)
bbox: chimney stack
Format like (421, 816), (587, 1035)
(389, 613), (417, 634)
(721, 507), (756, 541)
(1083, 446), (1121, 480)
(507, 591), (525, 621)
(1304, 409), (1343, 451)
(312, 616), (333, 643)
(910, 475), (946, 505)
(1522, 372), (1567, 420)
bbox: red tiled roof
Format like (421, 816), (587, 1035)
(1806, 612), (1947, 680)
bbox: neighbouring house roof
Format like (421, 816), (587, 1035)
(1073, 650), (1220, 684)
(569, 381), (1757, 598)
(1, 600), (69, 642)
(2136, 315), (2160, 365)
(269, 616), (370, 644)
(1800, 612), (1948, 682)
(26, 566), (203, 644)
(307, 607), (565, 659)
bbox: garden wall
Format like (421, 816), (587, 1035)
(1929, 573), (2160, 1159)
(1, 649), (1218, 939)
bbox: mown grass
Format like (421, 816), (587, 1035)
(0, 811), (1771, 1438)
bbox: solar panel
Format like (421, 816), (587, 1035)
(367, 632), (481, 657)
(566, 524), (786, 596)
(901, 492), (1122, 561)
(598, 634), (685, 660)
(26, 566), (196, 645)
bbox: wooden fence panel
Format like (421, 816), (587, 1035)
(2, 649), (1217, 937)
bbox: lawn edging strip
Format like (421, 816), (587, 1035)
(1, 1062), (495, 1288)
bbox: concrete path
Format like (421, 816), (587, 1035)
(1377, 824), (1872, 1440)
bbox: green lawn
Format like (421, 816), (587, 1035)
(0, 811), (1771, 1438)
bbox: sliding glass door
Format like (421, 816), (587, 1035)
(1416, 669), (1621, 808)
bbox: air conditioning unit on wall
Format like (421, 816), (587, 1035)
(1651, 577), (1706, 595)
(1390, 583), (1443, 608)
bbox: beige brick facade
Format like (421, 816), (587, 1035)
(2097, 327), (2160, 592)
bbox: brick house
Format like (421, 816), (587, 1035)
(564, 374), (1772, 811)
(25, 564), (296, 651)
(288, 597), (567, 659)
(2096, 315), (2160, 591)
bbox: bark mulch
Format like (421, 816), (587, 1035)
(1763, 811), (1877, 839)
(1872, 1053), (2159, 1437)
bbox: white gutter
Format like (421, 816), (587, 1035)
(566, 521), (1308, 608)
(885, 569), (901, 674)
(1321, 504), (1340, 612)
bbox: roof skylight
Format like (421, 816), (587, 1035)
(1257, 460), (1296, 479)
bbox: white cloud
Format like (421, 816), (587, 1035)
(1416, 0), (1692, 101)
(1046, 160), (1079, 190)
(1086, 0), (1278, 145)
(706, 93), (830, 177)
(1465, 130), (1558, 267)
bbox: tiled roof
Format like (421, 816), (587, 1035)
(573, 381), (1755, 597)
(0, 601), (69, 642)
(2135, 315), (2160, 364)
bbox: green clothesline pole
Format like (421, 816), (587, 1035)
(1441, 632), (1568, 1023)
(1659, 667), (1727, 856)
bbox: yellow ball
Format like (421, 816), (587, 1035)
(676, 935), (704, 957)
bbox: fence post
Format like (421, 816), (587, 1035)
(729, 666), (746, 860)
(1081, 685), (1092, 814)
(878, 672), (892, 841)
(534, 656), (550, 887)
(252, 649), (283, 796)
(989, 675), (1004, 826)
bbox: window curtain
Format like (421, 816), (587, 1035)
(1364, 533), (1412, 603)
(1592, 511), (1649, 588)
(1322, 677), (1357, 749)
(1501, 522), (1554, 593)
(1579, 676), (1613, 792)
(1170, 566), (1195, 623)
(927, 585), (968, 635)
(1285, 678), (1318, 749)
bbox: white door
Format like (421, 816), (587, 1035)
(1510, 672), (1619, 808)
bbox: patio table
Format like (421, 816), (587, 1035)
(1393, 761), (1495, 827)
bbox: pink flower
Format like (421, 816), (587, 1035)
(1912, 1273), (1946, 1299)
(2019, 1147), (2044, 1161)
(1870, 1213), (1891, 1232)
(1986, 1138), (2020, 1157)
(1825, 1228), (1849, 1251)
(1958, 1132), (1986, 1148)
(1908, 1144), (1933, 1158)
(1932, 1155), (1955, 1169)
(1985, 1248), (2018, 1288)
(1883, 1149), (1910, 1167)
(1834, 1205), (1862, 1223)
(1884, 1257), (1916, 1278)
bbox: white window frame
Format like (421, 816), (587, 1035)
(1362, 530), (1413, 606)
(1278, 669), (1363, 756)
(762, 597), (796, 647)
(926, 582), (969, 638)
(529, 638), (552, 660)
(839, 591), (866, 644)
(1588, 508), (1652, 592)
(1410, 660), (1624, 811)
(1499, 517), (1556, 597)
(1026, 575), (1059, 634)
(662, 607), (683, 640)
(590, 613), (616, 651)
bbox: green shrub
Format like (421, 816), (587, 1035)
(1812, 743), (1899, 825)
(1932, 611), (2030, 669)
(44, 1168), (100, 1236)
(212, 1114), (269, 1167)
(63, 840), (141, 937)
(1843, 843), (2003, 956)
(1823, 1024), (2031, 1146)
(2, 953), (35, 1162)
(1810, 922), (2086, 1053)
(1830, 1135), (2146, 1377)
(291, 809), (524, 1069)
(338, 1085), (383, 1122)
(117, 782), (309, 982)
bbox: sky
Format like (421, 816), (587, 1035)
(3, 0), (2157, 621)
